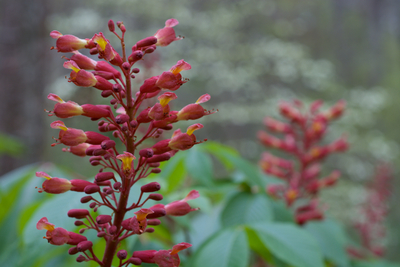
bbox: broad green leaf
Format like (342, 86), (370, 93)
(304, 219), (350, 267)
(247, 222), (324, 267)
(0, 133), (23, 156)
(184, 147), (214, 187)
(192, 227), (249, 267)
(159, 151), (186, 193)
(220, 192), (273, 227)
(353, 260), (400, 267)
(271, 201), (295, 223)
(200, 141), (240, 170)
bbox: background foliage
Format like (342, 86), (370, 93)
(0, 0), (400, 266)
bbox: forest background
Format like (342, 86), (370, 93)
(1, 0), (400, 264)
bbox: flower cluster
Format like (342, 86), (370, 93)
(258, 100), (348, 225)
(347, 163), (392, 259)
(37, 19), (214, 267)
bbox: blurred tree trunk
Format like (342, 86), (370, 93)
(0, 0), (50, 175)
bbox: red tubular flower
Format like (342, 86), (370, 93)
(156, 60), (191, 91)
(168, 123), (203, 151)
(164, 190), (200, 216)
(70, 51), (121, 79)
(50, 31), (90, 52)
(259, 100), (348, 224)
(62, 143), (91, 157)
(36, 172), (94, 194)
(47, 94), (83, 118)
(154, 18), (182, 47)
(37, 217), (71, 245)
(50, 120), (87, 146)
(92, 32), (122, 66)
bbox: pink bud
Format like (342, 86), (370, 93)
(117, 250), (128, 260)
(85, 131), (110, 145)
(141, 182), (161, 193)
(151, 139), (172, 155)
(81, 104), (110, 119)
(136, 36), (158, 48)
(67, 232), (88, 245)
(69, 247), (79, 255)
(96, 215), (112, 224)
(95, 172), (115, 182)
(128, 51), (143, 64)
(41, 177), (72, 194)
(137, 107), (153, 123)
(64, 143), (90, 157)
(132, 250), (157, 263)
(149, 193), (163, 201)
(76, 255), (87, 262)
(108, 19), (115, 32)
(116, 114), (130, 124)
(68, 209), (89, 219)
(139, 148), (154, 158)
(77, 241), (93, 252)
(101, 140), (116, 150)
(84, 185), (100, 194)
(140, 76), (160, 94)
(70, 179), (94, 192)
(147, 152), (171, 163)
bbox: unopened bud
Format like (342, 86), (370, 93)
(116, 114), (129, 124)
(89, 202), (97, 209)
(122, 62), (131, 70)
(136, 36), (157, 48)
(90, 48), (98, 55)
(151, 168), (161, 173)
(145, 228), (155, 233)
(84, 185), (100, 194)
(113, 182), (122, 190)
(101, 140), (116, 150)
(148, 193), (163, 201)
(108, 19), (115, 32)
(128, 257), (142, 265)
(97, 231), (106, 237)
(68, 209), (89, 219)
(77, 241), (93, 252)
(147, 219), (161, 226)
(74, 220), (84, 226)
(69, 247), (79, 255)
(81, 196), (92, 203)
(147, 152), (171, 163)
(96, 215), (112, 224)
(132, 68), (140, 74)
(109, 225), (117, 234)
(117, 250), (128, 260)
(76, 255), (87, 262)
(147, 208), (166, 219)
(141, 182), (161, 192)
(139, 148), (154, 158)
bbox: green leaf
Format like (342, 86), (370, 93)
(0, 133), (23, 156)
(159, 151), (187, 193)
(184, 147), (214, 187)
(200, 141), (240, 170)
(220, 192), (273, 227)
(304, 219), (350, 267)
(271, 201), (295, 223)
(353, 260), (400, 267)
(192, 227), (249, 267)
(247, 222), (324, 267)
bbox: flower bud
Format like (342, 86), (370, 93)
(132, 251), (156, 264)
(146, 152), (171, 163)
(70, 179), (94, 192)
(147, 219), (161, 226)
(108, 19), (115, 32)
(74, 220), (84, 226)
(85, 131), (110, 145)
(137, 107), (153, 123)
(128, 257), (143, 265)
(149, 162), (160, 167)
(76, 255), (87, 262)
(69, 246), (79, 255)
(148, 193), (163, 201)
(68, 209), (89, 219)
(77, 241), (93, 252)
(97, 231), (106, 237)
(145, 228), (155, 233)
(81, 196), (92, 203)
(109, 225), (117, 235)
(139, 77), (160, 94)
(136, 36), (158, 48)
(151, 168), (161, 174)
(113, 182), (122, 190)
(101, 90), (113, 98)
(139, 148), (154, 158)
(96, 215), (112, 224)
(147, 207), (166, 219)
(64, 143), (91, 157)
(141, 182), (161, 193)
(116, 114), (130, 124)
(128, 51), (143, 64)
(101, 140), (116, 150)
(117, 250), (128, 260)
(84, 185), (100, 194)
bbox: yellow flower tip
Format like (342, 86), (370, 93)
(93, 34), (107, 51)
(134, 208), (154, 221)
(36, 171), (52, 180)
(186, 123), (203, 136)
(158, 92), (177, 107)
(50, 120), (68, 131)
(116, 152), (136, 171)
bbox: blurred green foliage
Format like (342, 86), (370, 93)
(1, 143), (398, 267)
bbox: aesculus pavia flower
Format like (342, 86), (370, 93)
(38, 18), (216, 267)
(258, 100), (348, 225)
(347, 163), (392, 259)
